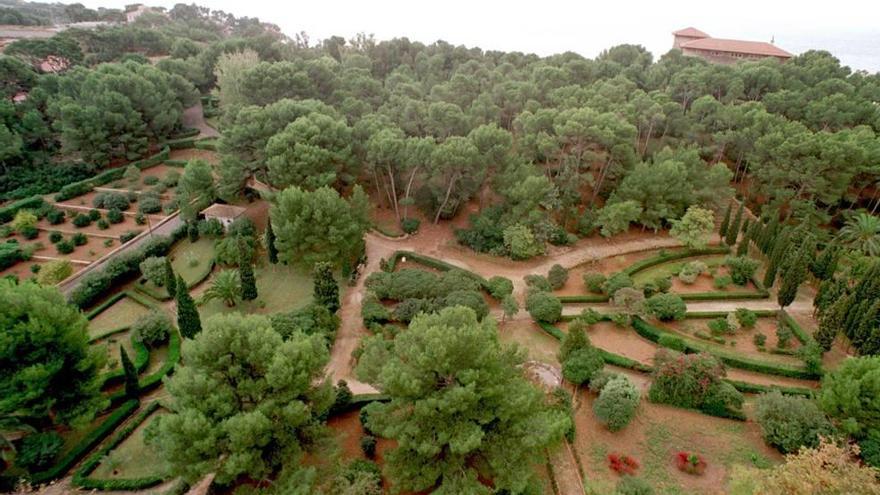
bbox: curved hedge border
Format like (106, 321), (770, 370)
(107, 327), (182, 409)
(0, 195), (45, 224)
(623, 246), (730, 277)
(99, 338), (149, 389)
(29, 400), (140, 485)
(384, 250), (504, 300)
(536, 322), (814, 396)
(134, 259), (215, 301)
(73, 401), (166, 490)
(55, 147), (170, 202)
(194, 139), (217, 151)
(631, 317), (819, 379)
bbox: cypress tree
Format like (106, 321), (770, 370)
(240, 260), (258, 301)
(815, 298), (846, 351)
(725, 202), (744, 246)
(558, 320), (590, 362)
(164, 257), (177, 297)
(266, 221), (278, 265)
(736, 235), (749, 256)
(719, 203), (732, 238)
(312, 262), (339, 313)
(777, 246), (809, 308)
(763, 232), (788, 288)
(176, 274), (201, 339)
(120, 345), (139, 399)
(760, 215), (779, 253)
(853, 301), (880, 352)
(811, 244), (840, 281)
(187, 220), (199, 242)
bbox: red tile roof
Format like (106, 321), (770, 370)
(672, 27), (710, 38)
(680, 37), (793, 58)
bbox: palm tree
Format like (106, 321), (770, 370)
(838, 213), (880, 257)
(202, 270), (241, 307)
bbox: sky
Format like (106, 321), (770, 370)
(80, 0), (880, 72)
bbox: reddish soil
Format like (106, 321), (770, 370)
(555, 251), (657, 297)
(663, 317), (803, 364)
(36, 212), (162, 239)
(0, 257), (85, 282)
(560, 321), (660, 366)
(667, 267), (760, 294)
(169, 148), (218, 164)
(53, 190), (175, 218)
(572, 389), (783, 494)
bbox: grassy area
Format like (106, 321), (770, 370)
(89, 409), (169, 480)
(632, 255), (727, 284)
(93, 330), (137, 374)
(199, 263), (317, 319)
(88, 298), (150, 339)
(140, 238), (215, 298)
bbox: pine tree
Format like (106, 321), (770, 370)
(312, 262), (339, 313)
(120, 345), (139, 399)
(266, 220), (278, 265)
(777, 246), (809, 308)
(719, 203), (732, 238)
(725, 202), (744, 246)
(176, 274), (201, 339)
(164, 257), (177, 297)
(240, 260), (258, 301)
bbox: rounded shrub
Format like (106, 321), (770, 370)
(143, 175), (160, 186)
(56, 239), (74, 254)
(107, 208), (124, 224)
(72, 233), (88, 246)
(49, 231), (63, 244)
(594, 375), (640, 432)
(735, 308), (758, 328)
(20, 225), (39, 239)
(131, 310), (172, 348)
(87, 209), (101, 221)
(583, 272), (607, 294)
(137, 193), (162, 215)
(401, 217), (420, 234)
(46, 209), (66, 225)
(16, 431), (63, 472)
(604, 272), (633, 297)
(360, 435), (377, 459)
(645, 293), (686, 321)
(658, 334), (686, 352)
(525, 290), (562, 324)
(72, 213), (92, 228)
(487, 276), (514, 299)
(755, 391), (833, 454)
(548, 264), (569, 290)
(562, 346), (604, 385)
(96, 219), (109, 230)
(36, 259), (73, 285)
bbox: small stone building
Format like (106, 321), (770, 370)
(200, 204), (247, 231)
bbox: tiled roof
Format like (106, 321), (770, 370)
(672, 27), (710, 38)
(200, 203), (246, 218)
(680, 37), (793, 58)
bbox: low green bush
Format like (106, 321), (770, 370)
(49, 231), (63, 244)
(526, 290), (562, 324)
(583, 271), (606, 294)
(131, 310), (172, 348)
(658, 334), (687, 352)
(645, 293), (686, 321)
(755, 391), (833, 454)
(593, 375), (640, 432)
(401, 217), (420, 234)
(16, 432), (64, 472)
(72, 233), (88, 246)
(56, 240), (74, 254)
(72, 213), (92, 228)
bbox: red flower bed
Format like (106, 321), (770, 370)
(608, 453), (640, 475)
(675, 451), (707, 475)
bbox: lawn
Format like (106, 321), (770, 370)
(139, 237), (215, 298)
(631, 255), (728, 285)
(90, 408), (169, 481)
(198, 263), (318, 319)
(93, 330), (138, 374)
(88, 298), (150, 340)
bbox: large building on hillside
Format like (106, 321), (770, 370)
(672, 27), (793, 64)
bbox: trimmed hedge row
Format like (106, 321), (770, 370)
(194, 139), (217, 151)
(164, 159), (188, 167)
(631, 317), (819, 379)
(30, 400), (140, 484)
(623, 246), (730, 276)
(723, 379), (815, 398)
(69, 224), (187, 309)
(55, 147), (170, 201)
(372, 222), (405, 238)
(779, 311), (814, 346)
(73, 401), (165, 490)
(0, 195), (45, 224)
(106, 328), (181, 409)
(684, 310), (778, 319)
(384, 250), (500, 299)
(84, 291), (128, 321)
(679, 290), (768, 301)
(558, 294), (610, 303)
(134, 259), (215, 301)
(169, 127), (200, 139)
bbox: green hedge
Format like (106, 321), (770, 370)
(55, 147), (170, 201)
(723, 379), (815, 397)
(73, 401), (165, 490)
(631, 317), (818, 379)
(169, 127), (200, 139)
(623, 246), (730, 276)
(536, 322), (653, 373)
(107, 328), (181, 409)
(0, 195), (45, 224)
(194, 139), (217, 151)
(330, 393), (391, 416)
(558, 294), (610, 303)
(30, 400), (140, 484)
(679, 290), (768, 301)
(134, 259), (215, 301)
(100, 338), (148, 388)
(372, 223), (405, 238)
(684, 310), (778, 319)
(124, 289), (161, 309)
(163, 159), (188, 167)
(385, 250), (499, 299)
(84, 291), (128, 321)
(779, 311), (814, 346)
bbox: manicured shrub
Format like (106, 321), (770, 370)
(92, 192), (130, 211)
(443, 290), (489, 320)
(106, 208), (124, 224)
(131, 309), (172, 348)
(486, 276), (513, 299)
(701, 381), (744, 419)
(30, 263), (41, 274)
(134, 212), (146, 225)
(49, 231), (63, 244)
(525, 290), (562, 324)
(137, 192), (162, 214)
(143, 176), (160, 186)
(401, 217), (420, 234)
(162, 170), (180, 187)
(12, 209), (38, 232)
(56, 240), (74, 254)
(16, 431), (63, 472)
(120, 231), (140, 243)
(708, 317), (732, 335)
(584, 271), (607, 294)
(654, 275), (672, 293)
(72, 213), (92, 228)
(46, 209), (66, 225)
(649, 349), (744, 418)
(20, 225), (39, 239)
(755, 391), (833, 453)
(776, 324), (793, 349)
(713, 275), (732, 290)
(753, 333), (767, 347)
(725, 256), (760, 286)
(645, 293), (686, 321)
(548, 264), (569, 290)
(36, 260), (73, 285)
(72, 233), (87, 246)
(139, 256), (166, 286)
(735, 308), (758, 328)
(524, 274), (552, 292)
(593, 375), (640, 432)
(87, 209), (101, 221)
(332, 380), (353, 413)
(604, 272), (633, 297)
(562, 347), (605, 385)
(678, 260), (708, 284)
(96, 219), (109, 230)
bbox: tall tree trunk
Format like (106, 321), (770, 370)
(589, 159), (613, 207)
(434, 173), (459, 224)
(385, 164), (400, 222)
(402, 166), (420, 219)
(641, 121), (655, 157)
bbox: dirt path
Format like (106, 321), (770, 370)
(181, 103), (219, 139)
(550, 442), (586, 495)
